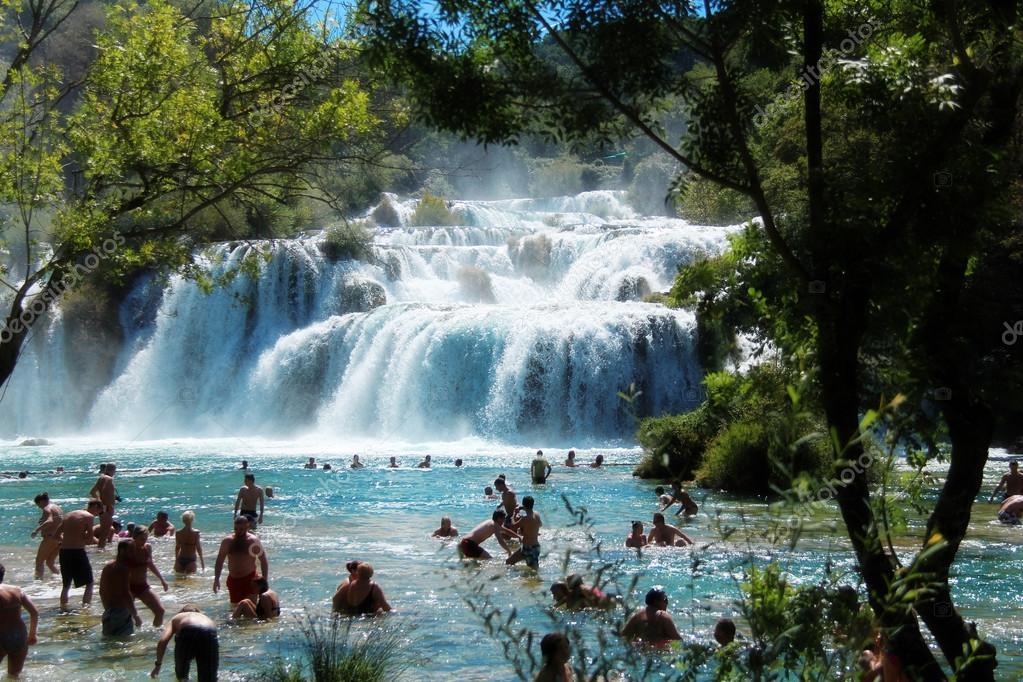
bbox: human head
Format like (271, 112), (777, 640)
(182, 510), (195, 526)
(631, 520), (643, 533)
(126, 522), (136, 535)
(87, 499), (105, 516)
(18, 471), (27, 479)
(595, 455), (604, 464)
(522, 495), (535, 511)
(440, 516), (452, 529)
(454, 458), (463, 467)
(540, 632), (570, 665)
(389, 456), (396, 465)
(323, 463), (332, 470)
(241, 460), (249, 468)
(33, 492), (49, 507)
(132, 525), (148, 541)
(156, 511), (168, 521)
(492, 509), (506, 524)
(308, 457), (315, 464)
(356, 563), (374, 580)
(116, 539), (134, 562)
(107, 463), (117, 475)
(484, 486), (493, 495)
(353, 455), (360, 462)
(112, 519), (123, 532)
(233, 515), (250, 534)
(645, 587), (668, 608)
(655, 486), (665, 496)
(179, 604), (202, 614)
(550, 582), (568, 602)
(653, 512), (665, 525)
(425, 455), (432, 462)
(714, 617), (736, 645)
(255, 576), (270, 594)
(1012, 460), (1019, 471)
(345, 560), (361, 575)
(494, 478), (507, 491)
(565, 573), (583, 591)
(245, 473), (255, 484)
(536, 449), (543, 457)
(498, 473), (507, 480)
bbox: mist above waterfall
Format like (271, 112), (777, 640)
(1, 191), (735, 444)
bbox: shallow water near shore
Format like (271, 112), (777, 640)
(0, 438), (1020, 680)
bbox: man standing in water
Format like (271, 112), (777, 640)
(531, 451), (552, 484)
(213, 515), (268, 604)
(56, 499), (104, 610)
(233, 473), (264, 527)
(458, 510), (519, 559)
(507, 496), (543, 569)
(990, 460), (1023, 501)
(30, 492), (62, 580)
(647, 513), (694, 546)
(99, 540), (141, 637)
(622, 588), (682, 644)
(0, 564), (39, 678)
(494, 477), (518, 526)
(151, 606), (219, 682)
(416, 455), (432, 468)
(88, 463), (117, 549)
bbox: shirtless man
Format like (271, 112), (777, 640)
(88, 463), (118, 550)
(350, 455), (366, 469)
(56, 499), (104, 609)
(148, 511), (175, 537)
(174, 511), (205, 574)
(458, 510), (520, 560)
(589, 455), (604, 469)
(304, 457), (317, 469)
(998, 495), (1023, 525)
(233, 473), (264, 527)
(507, 496), (543, 569)
(231, 576), (280, 620)
(30, 492), (62, 579)
(416, 455), (432, 469)
(332, 563), (391, 616)
(0, 564), (38, 678)
(564, 450), (577, 467)
(531, 451), (552, 485)
(626, 521), (649, 549)
(991, 461), (1023, 502)
(647, 513), (694, 546)
(130, 527), (169, 626)
(151, 606), (219, 682)
(494, 478), (518, 526)
(213, 515), (269, 604)
(664, 481), (699, 517)
(484, 486), (498, 500)
(622, 588), (682, 643)
(431, 517), (459, 538)
(99, 540), (142, 637)
(388, 457), (399, 468)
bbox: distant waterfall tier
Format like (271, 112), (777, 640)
(0, 191), (738, 441)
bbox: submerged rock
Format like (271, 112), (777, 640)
(18, 438), (52, 446)
(616, 275), (652, 301)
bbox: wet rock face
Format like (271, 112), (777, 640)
(615, 275), (652, 301)
(337, 277), (387, 313)
(18, 438), (52, 446)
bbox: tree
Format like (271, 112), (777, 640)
(0, 0), (390, 388)
(362, 0), (1023, 677)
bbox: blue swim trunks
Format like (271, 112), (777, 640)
(998, 510), (1020, 525)
(521, 544), (541, 569)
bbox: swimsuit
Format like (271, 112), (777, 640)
(102, 607), (135, 637)
(355, 583), (378, 615)
(240, 510), (258, 526)
(998, 510), (1021, 525)
(176, 556), (197, 571)
(59, 548), (93, 588)
(0, 626), (27, 655)
(226, 571), (258, 604)
(175, 624), (219, 682)
(459, 538), (484, 558)
(521, 543), (541, 569)
(129, 582), (151, 597)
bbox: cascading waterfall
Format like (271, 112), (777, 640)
(1, 191), (736, 443)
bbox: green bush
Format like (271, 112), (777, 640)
(370, 197), (401, 228)
(529, 156), (585, 196)
(627, 155), (677, 216)
(676, 173), (755, 225)
(633, 407), (717, 479)
(320, 222), (374, 262)
(410, 193), (458, 226)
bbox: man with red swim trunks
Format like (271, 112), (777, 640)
(213, 516), (268, 604)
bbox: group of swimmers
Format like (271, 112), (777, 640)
(992, 460), (1023, 524)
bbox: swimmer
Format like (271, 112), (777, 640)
(388, 457), (399, 468)
(100, 540), (142, 637)
(554, 574), (611, 609)
(323, 463), (332, 471)
(265, 487), (274, 498)
(416, 455), (432, 469)
(648, 513), (693, 546)
(494, 478), (518, 526)
(148, 511), (176, 538)
(331, 560), (362, 608)
(233, 473), (264, 527)
(998, 495), (1023, 524)
(665, 481), (699, 516)
(589, 455), (604, 469)
(622, 588), (682, 643)
(174, 511), (205, 574)
(431, 517), (459, 538)
(991, 460), (1023, 501)
(232, 576), (279, 620)
(88, 462), (118, 550)
(151, 605), (219, 681)
(535, 632), (574, 682)
(714, 617), (736, 646)
(626, 521), (648, 549)
(350, 455), (365, 469)
(30, 492), (62, 580)
(332, 563), (391, 616)
(654, 486), (674, 508)
(130, 527), (169, 626)
(455, 458), (463, 467)
(0, 564), (38, 677)
(240, 460), (249, 470)
(507, 496), (543, 569)
(56, 499), (104, 609)
(564, 450), (577, 467)
(458, 510), (520, 560)
(304, 457), (317, 469)
(484, 486), (498, 499)
(531, 451), (552, 484)
(213, 516), (268, 605)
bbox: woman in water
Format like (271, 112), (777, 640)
(130, 527), (169, 626)
(174, 511), (205, 574)
(332, 563), (391, 616)
(0, 564), (38, 678)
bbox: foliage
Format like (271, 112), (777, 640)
(409, 193), (458, 226)
(370, 197), (401, 228)
(676, 174), (755, 226)
(321, 223), (375, 263)
(528, 156), (587, 197)
(256, 616), (412, 682)
(634, 408), (717, 480)
(627, 155), (677, 217)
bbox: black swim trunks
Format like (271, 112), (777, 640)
(175, 624), (219, 682)
(59, 548), (93, 588)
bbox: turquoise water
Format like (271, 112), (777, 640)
(0, 439), (1019, 680)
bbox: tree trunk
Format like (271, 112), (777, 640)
(0, 288), (33, 390)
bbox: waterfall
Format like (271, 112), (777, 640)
(0, 191), (736, 444)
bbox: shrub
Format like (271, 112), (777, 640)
(633, 407), (717, 479)
(456, 266), (496, 303)
(320, 222), (374, 262)
(676, 173), (755, 225)
(529, 156), (585, 196)
(410, 193), (458, 226)
(627, 155), (677, 216)
(370, 197), (401, 228)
